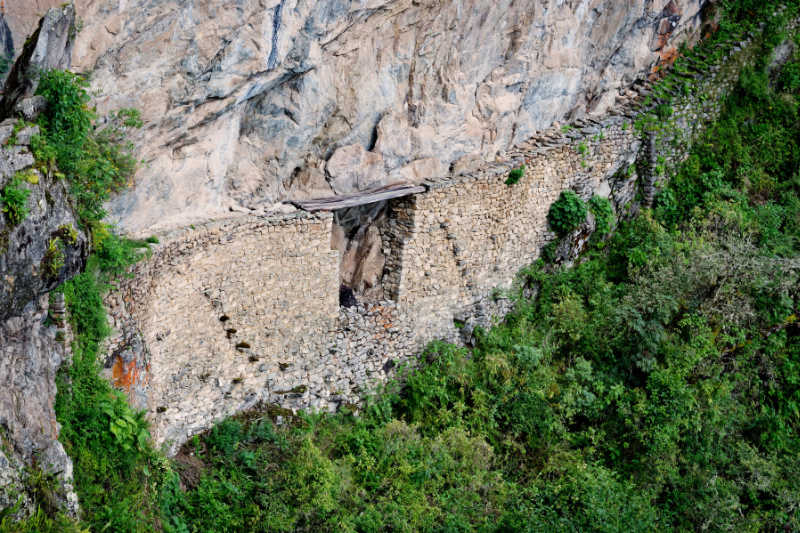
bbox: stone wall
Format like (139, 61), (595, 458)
(384, 118), (640, 345)
(639, 37), (764, 204)
(104, 212), (339, 449)
(105, 26), (767, 453)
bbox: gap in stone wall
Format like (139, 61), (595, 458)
(332, 201), (390, 304)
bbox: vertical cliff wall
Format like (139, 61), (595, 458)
(49, 0), (712, 235)
(0, 5), (85, 514)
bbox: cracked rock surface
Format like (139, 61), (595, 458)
(0, 4), (85, 516)
(61, 0), (708, 235)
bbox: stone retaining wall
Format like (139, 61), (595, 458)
(386, 118), (639, 345)
(104, 213), (339, 449)
(104, 28), (765, 453)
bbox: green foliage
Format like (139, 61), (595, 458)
(0, 508), (86, 532)
(34, 70), (141, 225)
(505, 165), (526, 186)
(0, 56), (10, 76)
(100, 398), (150, 452)
(41, 238), (65, 280)
(588, 195), (614, 239)
(54, 232), (163, 532)
(654, 102), (673, 121)
(547, 190), (587, 236)
(540, 241), (558, 263)
(25, 68), (161, 531)
(0, 177), (30, 226)
(56, 224), (78, 246)
(15, 169), (39, 185)
(779, 60), (800, 92)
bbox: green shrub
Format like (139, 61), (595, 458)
(55, 224), (78, 246)
(588, 195), (615, 239)
(0, 178), (30, 226)
(655, 102), (673, 120)
(541, 241), (558, 263)
(41, 238), (65, 280)
(548, 190), (587, 236)
(505, 165), (526, 186)
(0, 507), (85, 533)
(778, 60), (800, 92)
(35, 70), (140, 225)
(56, 243), (165, 531)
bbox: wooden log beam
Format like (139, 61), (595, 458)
(292, 184), (426, 211)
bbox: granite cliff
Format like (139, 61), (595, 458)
(45, 0), (711, 235)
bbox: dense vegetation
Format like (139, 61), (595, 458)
(40, 70), (167, 532)
(4, 0), (800, 531)
(547, 190), (587, 236)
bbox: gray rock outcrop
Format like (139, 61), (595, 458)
(61, 0), (710, 236)
(0, 124), (87, 321)
(0, 1), (64, 61)
(0, 295), (79, 517)
(0, 3), (75, 118)
(0, 124), (85, 517)
(0, 4), (84, 516)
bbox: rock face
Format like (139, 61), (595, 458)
(61, 0), (710, 235)
(0, 2), (85, 321)
(0, 122), (88, 321)
(0, 4), (85, 516)
(0, 1), (64, 60)
(0, 122), (85, 516)
(0, 3), (76, 117)
(0, 295), (79, 516)
(333, 202), (389, 298)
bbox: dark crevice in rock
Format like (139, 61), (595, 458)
(267, 0), (286, 71)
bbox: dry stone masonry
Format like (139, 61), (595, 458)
(104, 213), (338, 449)
(106, 26), (767, 454)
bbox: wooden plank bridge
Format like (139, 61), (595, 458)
(292, 183), (426, 212)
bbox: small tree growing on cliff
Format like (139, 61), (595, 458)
(548, 190), (587, 236)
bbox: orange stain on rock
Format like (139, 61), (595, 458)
(112, 357), (147, 393)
